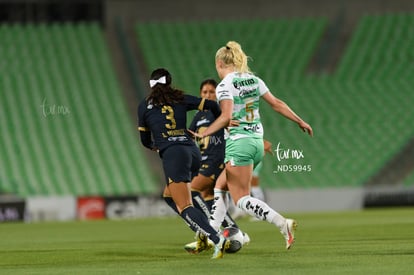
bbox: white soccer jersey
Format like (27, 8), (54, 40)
(216, 72), (269, 140)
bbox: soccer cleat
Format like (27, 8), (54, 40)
(184, 240), (214, 254)
(192, 231), (210, 254)
(211, 236), (231, 259)
(281, 218), (297, 250)
(242, 231), (250, 246)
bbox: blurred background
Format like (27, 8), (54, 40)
(1, 0), (413, 222)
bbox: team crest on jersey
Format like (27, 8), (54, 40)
(219, 91), (230, 97)
(147, 100), (154, 109)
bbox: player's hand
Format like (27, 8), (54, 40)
(188, 129), (203, 139)
(298, 121), (313, 136)
(229, 120), (240, 127)
(263, 139), (274, 155)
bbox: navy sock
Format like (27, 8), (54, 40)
(205, 198), (213, 213)
(163, 196), (179, 215)
(180, 206), (220, 244)
(222, 212), (239, 228)
(191, 191), (211, 218)
(164, 196), (200, 232)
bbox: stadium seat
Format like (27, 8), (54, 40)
(0, 23), (157, 196)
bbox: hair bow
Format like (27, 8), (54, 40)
(149, 76), (167, 88)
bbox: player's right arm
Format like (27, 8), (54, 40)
(137, 100), (157, 150)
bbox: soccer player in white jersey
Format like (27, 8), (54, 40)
(191, 41), (313, 250)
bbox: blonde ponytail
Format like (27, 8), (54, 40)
(215, 41), (251, 74)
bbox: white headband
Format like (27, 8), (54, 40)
(149, 76), (167, 88)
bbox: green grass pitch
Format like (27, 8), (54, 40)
(1, 207), (413, 274)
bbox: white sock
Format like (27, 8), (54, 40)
(237, 195), (285, 229)
(209, 188), (228, 231)
(225, 192), (236, 215)
(251, 186), (265, 201)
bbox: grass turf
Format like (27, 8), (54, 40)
(1, 207), (413, 274)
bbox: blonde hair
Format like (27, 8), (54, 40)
(215, 41), (252, 74)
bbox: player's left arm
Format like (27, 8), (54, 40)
(262, 91), (313, 136)
(194, 99), (233, 138)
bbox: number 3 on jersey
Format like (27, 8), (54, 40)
(161, 105), (176, 129)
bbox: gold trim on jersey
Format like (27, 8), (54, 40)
(138, 126), (150, 132)
(198, 98), (205, 111)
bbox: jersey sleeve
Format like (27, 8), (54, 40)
(216, 80), (233, 102)
(137, 100), (154, 150)
(184, 95), (204, 111)
(137, 100), (149, 132)
(258, 77), (270, 96)
(185, 94), (221, 119)
(202, 99), (221, 118)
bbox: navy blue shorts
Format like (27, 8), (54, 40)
(199, 158), (225, 181)
(161, 144), (201, 185)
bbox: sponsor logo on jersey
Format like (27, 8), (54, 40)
(233, 78), (256, 89)
(167, 136), (188, 142)
(196, 118), (210, 127)
(239, 88), (258, 98)
(243, 124), (261, 133)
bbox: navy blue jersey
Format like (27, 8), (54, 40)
(189, 110), (225, 162)
(138, 95), (220, 153)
